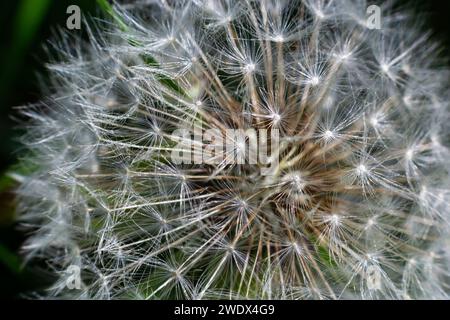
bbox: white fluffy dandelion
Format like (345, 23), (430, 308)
(16, 0), (450, 299)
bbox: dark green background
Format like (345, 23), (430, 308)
(0, 0), (448, 298)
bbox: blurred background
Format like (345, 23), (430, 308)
(0, 0), (448, 298)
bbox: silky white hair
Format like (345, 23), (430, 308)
(17, 0), (450, 299)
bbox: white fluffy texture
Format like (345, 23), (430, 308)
(17, 0), (450, 299)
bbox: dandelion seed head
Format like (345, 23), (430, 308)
(323, 130), (335, 141)
(370, 116), (379, 127)
(330, 214), (341, 226)
(16, 0), (450, 300)
(380, 63), (390, 73)
(405, 148), (414, 160)
(283, 171), (306, 193)
(273, 35), (285, 43)
(357, 164), (368, 176)
(271, 112), (281, 125)
(242, 62), (256, 74)
(310, 76), (320, 86)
